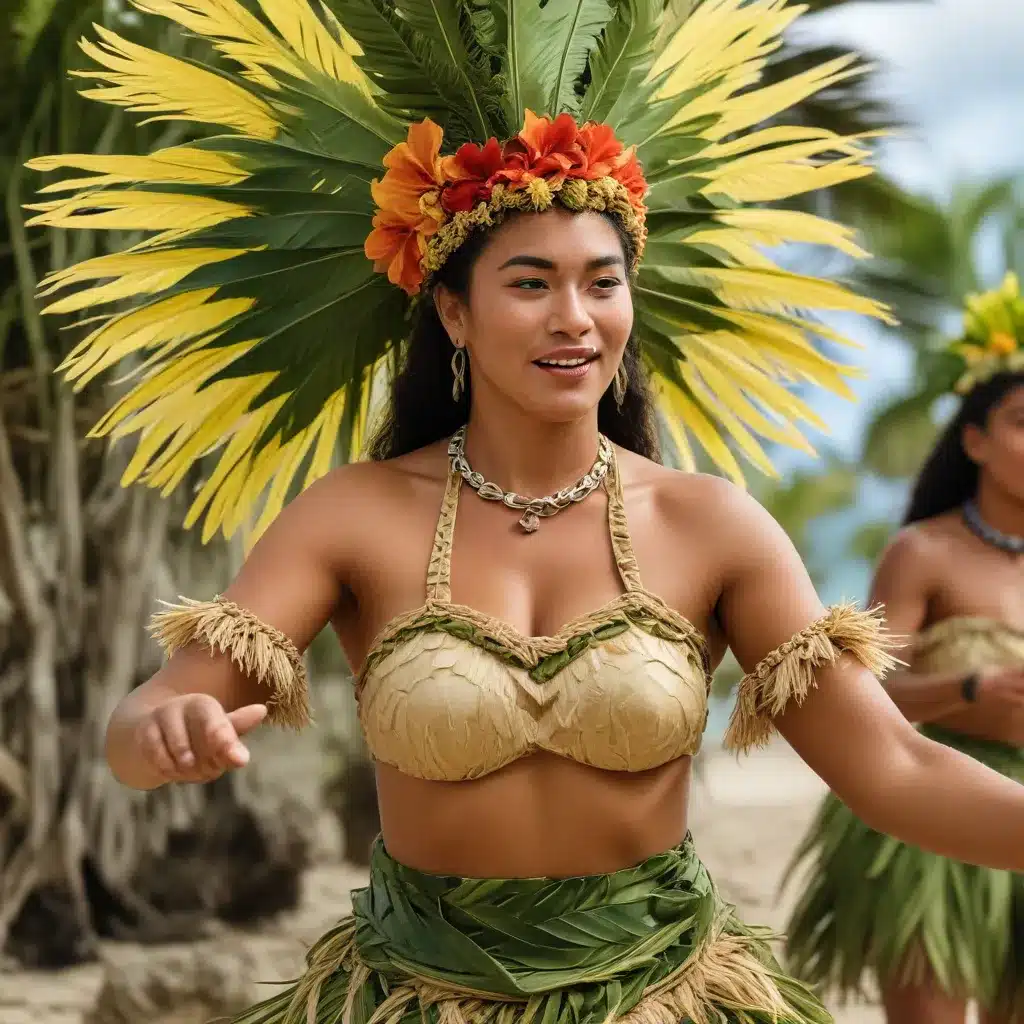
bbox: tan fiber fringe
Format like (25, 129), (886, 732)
(282, 914), (808, 1024)
(724, 603), (904, 754)
(149, 596), (311, 729)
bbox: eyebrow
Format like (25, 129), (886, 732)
(496, 254), (625, 272)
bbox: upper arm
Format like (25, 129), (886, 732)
(865, 528), (934, 637)
(698, 480), (915, 811)
(141, 469), (354, 720)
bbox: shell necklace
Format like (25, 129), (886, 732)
(447, 427), (612, 533)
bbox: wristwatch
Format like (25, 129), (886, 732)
(961, 673), (980, 703)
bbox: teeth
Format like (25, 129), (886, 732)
(538, 357), (590, 367)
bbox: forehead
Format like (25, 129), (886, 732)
(997, 382), (1024, 414)
(479, 209), (623, 265)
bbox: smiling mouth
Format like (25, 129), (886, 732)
(533, 353), (599, 369)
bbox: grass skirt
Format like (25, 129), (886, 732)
(231, 835), (832, 1024)
(784, 725), (1024, 1017)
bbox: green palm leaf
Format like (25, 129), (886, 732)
(581, 0), (660, 123)
(494, 0), (614, 124)
(339, 0), (503, 138)
(387, 0), (498, 139)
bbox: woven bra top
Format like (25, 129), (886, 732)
(911, 617), (1024, 675)
(355, 449), (712, 782)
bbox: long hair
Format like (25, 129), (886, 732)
(903, 370), (1024, 525)
(366, 213), (660, 461)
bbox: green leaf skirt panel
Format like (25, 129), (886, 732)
(231, 834), (833, 1024)
(784, 725), (1024, 1018)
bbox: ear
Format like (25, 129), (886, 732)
(962, 422), (987, 465)
(433, 285), (467, 343)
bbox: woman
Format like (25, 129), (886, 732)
(785, 274), (1024, 1024)
(28, 2), (1024, 1022)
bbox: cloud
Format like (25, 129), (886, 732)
(794, 0), (1024, 184)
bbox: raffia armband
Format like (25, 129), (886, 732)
(149, 596), (311, 730)
(723, 603), (902, 754)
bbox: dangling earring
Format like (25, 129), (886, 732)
(451, 344), (466, 402)
(613, 362), (627, 408)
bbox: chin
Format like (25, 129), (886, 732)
(524, 391), (605, 423)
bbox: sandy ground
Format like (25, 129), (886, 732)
(2, 743), (937, 1024)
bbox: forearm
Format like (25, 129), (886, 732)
(851, 732), (1024, 871)
(883, 669), (971, 723)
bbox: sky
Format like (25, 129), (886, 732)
(783, 0), (1024, 459)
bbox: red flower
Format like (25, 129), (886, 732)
(440, 138), (503, 213)
(578, 122), (624, 178)
(495, 111), (586, 188)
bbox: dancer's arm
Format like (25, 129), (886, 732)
(105, 469), (355, 791)
(709, 482), (1024, 872)
(868, 530), (1024, 721)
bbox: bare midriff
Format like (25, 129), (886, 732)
(375, 751), (693, 878)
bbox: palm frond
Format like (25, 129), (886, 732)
(582, 0), (660, 123)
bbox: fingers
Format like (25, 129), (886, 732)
(138, 719), (180, 781)
(185, 699), (248, 776)
(228, 703), (268, 736)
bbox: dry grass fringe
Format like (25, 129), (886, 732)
(149, 595), (311, 729)
(280, 914), (813, 1024)
(724, 603), (905, 754)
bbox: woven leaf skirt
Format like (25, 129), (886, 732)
(231, 834), (832, 1024)
(785, 725), (1024, 1018)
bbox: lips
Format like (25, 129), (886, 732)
(532, 347), (599, 369)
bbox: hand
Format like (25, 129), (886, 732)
(977, 665), (1024, 711)
(133, 694), (268, 785)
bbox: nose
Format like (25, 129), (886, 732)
(548, 286), (594, 339)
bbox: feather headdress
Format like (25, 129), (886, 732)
(948, 272), (1024, 394)
(29, 0), (892, 542)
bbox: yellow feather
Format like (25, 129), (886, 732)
(39, 247), (244, 294)
(26, 189), (251, 235)
(703, 155), (874, 204)
(684, 347), (814, 451)
(250, 423), (322, 540)
(28, 147), (248, 192)
(305, 387), (347, 485)
(74, 26), (278, 138)
(39, 249), (246, 314)
(691, 266), (890, 321)
(716, 209), (869, 260)
(711, 57), (866, 138)
(686, 335), (826, 431)
(661, 383), (745, 483)
(62, 293), (253, 389)
(680, 362), (777, 475)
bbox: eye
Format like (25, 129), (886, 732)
(510, 277), (548, 291)
(592, 276), (623, 292)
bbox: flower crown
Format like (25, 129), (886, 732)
(949, 272), (1024, 394)
(364, 112), (648, 296)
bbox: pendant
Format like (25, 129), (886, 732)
(518, 511), (540, 533)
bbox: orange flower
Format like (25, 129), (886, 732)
(990, 330), (1019, 355)
(363, 119), (446, 294)
(609, 147), (647, 210)
(496, 111), (586, 188)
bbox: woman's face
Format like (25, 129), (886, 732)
(436, 209), (633, 423)
(965, 382), (1024, 502)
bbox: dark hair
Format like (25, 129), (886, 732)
(902, 370), (1024, 525)
(366, 212), (660, 461)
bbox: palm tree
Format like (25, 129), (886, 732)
(846, 175), (1024, 559)
(0, 0), (315, 968)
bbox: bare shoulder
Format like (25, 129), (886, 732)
(260, 442), (449, 565)
(874, 516), (956, 585)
